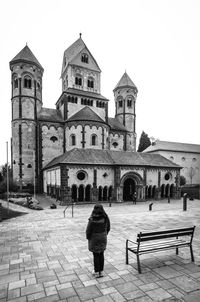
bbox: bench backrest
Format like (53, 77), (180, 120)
(137, 226), (195, 243)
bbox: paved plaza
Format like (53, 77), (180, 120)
(0, 197), (200, 302)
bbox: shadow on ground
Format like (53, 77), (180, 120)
(1, 205), (27, 220)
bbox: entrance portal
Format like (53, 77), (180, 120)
(123, 178), (136, 201)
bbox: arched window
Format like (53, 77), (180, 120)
(70, 134), (76, 146)
(91, 134), (97, 146)
(50, 136), (58, 143)
(24, 76), (32, 89)
(118, 100), (123, 108)
(127, 98), (132, 107)
(14, 77), (18, 88)
(81, 53), (89, 63)
(75, 76), (82, 86)
(87, 78), (94, 88)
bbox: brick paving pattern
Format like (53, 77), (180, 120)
(0, 198), (200, 301)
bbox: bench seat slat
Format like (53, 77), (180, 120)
(138, 232), (193, 242)
(128, 239), (190, 254)
(140, 227), (194, 237)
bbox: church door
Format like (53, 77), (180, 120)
(123, 178), (136, 201)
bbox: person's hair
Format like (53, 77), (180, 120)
(91, 203), (107, 218)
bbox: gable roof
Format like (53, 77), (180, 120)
(10, 45), (44, 71)
(61, 37), (101, 76)
(114, 72), (137, 92)
(38, 108), (63, 123)
(44, 148), (181, 170)
(144, 140), (200, 154)
(108, 117), (128, 132)
(67, 106), (106, 124)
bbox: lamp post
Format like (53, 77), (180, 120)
(6, 141), (9, 213)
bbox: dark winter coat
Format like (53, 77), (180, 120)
(86, 215), (110, 253)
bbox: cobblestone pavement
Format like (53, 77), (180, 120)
(0, 197), (200, 302)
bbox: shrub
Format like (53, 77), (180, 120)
(0, 179), (18, 194)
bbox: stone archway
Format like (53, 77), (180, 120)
(121, 172), (144, 202)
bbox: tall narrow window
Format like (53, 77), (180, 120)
(91, 134), (97, 146)
(24, 76), (32, 89)
(14, 78), (18, 88)
(127, 99), (132, 107)
(118, 100), (123, 108)
(70, 134), (76, 146)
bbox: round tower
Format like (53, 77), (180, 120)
(9, 45), (44, 189)
(113, 72), (138, 151)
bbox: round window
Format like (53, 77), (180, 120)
(77, 171), (86, 181)
(164, 172), (171, 181)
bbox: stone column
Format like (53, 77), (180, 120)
(114, 167), (121, 202)
(60, 166), (69, 205)
(92, 169), (98, 203)
(157, 171), (161, 199)
(175, 170), (181, 199)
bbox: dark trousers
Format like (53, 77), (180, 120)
(93, 252), (104, 272)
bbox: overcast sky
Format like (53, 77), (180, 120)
(1, 0), (200, 165)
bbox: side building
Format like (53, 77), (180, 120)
(144, 140), (200, 186)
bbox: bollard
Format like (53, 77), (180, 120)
(183, 193), (187, 211)
(0, 203), (2, 222)
(149, 202), (153, 211)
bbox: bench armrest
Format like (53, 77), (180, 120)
(126, 239), (137, 247)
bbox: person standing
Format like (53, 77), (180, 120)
(86, 204), (110, 278)
(133, 191), (137, 204)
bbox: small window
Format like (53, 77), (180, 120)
(27, 164), (32, 168)
(77, 171), (86, 180)
(81, 53), (88, 63)
(50, 136), (58, 143)
(91, 134), (97, 146)
(118, 100), (123, 108)
(24, 76), (32, 89)
(182, 157), (185, 162)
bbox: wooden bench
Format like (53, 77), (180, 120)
(126, 226), (195, 273)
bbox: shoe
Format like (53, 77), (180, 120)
(98, 271), (104, 278)
(92, 271), (99, 278)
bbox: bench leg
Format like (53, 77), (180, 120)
(126, 248), (129, 264)
(137, 254), (142, 274)
(176, 247), (178, 255)
(190, 245), (194, 262)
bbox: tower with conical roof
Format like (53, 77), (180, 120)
(10, 45), (44, 189)
(113, 72), (138, 151)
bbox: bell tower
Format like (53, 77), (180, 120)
(113, 72), (138, 151)
(10, 45), (44, 189)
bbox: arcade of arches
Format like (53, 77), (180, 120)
(46, 172), (177, 202)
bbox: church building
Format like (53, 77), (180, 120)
(10, 35), (181, 203)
